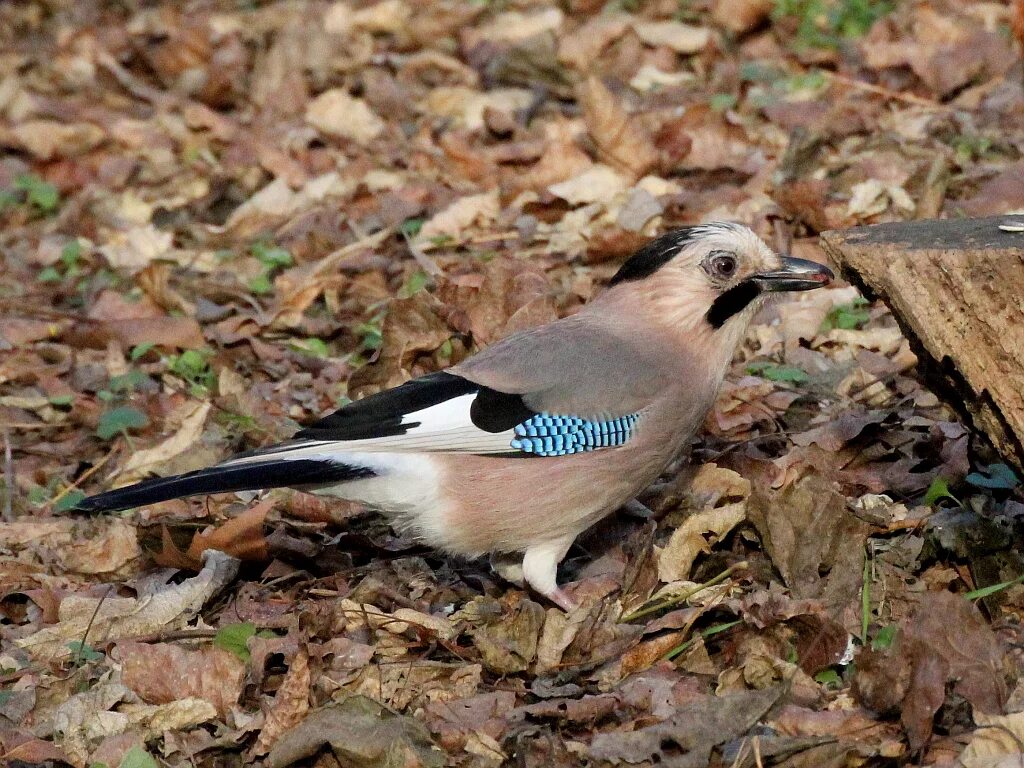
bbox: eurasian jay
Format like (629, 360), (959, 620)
(75, 223), (832, 610)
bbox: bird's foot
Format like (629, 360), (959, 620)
(545, 587), (579, 613)
(522, 536), (578, 612)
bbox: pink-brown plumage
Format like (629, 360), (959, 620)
(75, 222), (832, 610)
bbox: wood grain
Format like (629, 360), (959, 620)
(821, 216), (1024, 470)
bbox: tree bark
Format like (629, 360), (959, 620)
(820, 216), (1024, 471)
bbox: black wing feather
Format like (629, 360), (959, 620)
(293, 370), (537, 441)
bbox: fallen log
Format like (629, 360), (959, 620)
(820, 216), (1024, 472)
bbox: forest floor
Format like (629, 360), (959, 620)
(3, 1), (1024, 766)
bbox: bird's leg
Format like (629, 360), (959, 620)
(522, 536), (577, 611)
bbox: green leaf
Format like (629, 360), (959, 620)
(118, 745), (159, 768)
(746, 361), (809, 383)
(923, 476), (959, 507)
(709, 93), (737, 112)
(965, 574), (1024, 601)
(214, 622), (257, 662)
(822, 297), (870, 331)
(167, 349), (214, 390)
(248, 273), (273, 295)
(356, 321), (384, 351)
(251, 241), (293, 269)
(814, 668), (841, 687)
(871, 624), (896, 651)
(37, 266), (62, 283)
(773, 0), (894, 49)
(290, 337), (330, 357)
(61, 239), (82, 268)
(109, 370), (150, 392)
(49, 394), (74, 407)
(0, 189), (18, 211)
(96, 407), (150, 440)
(15, 173), (60, 213)
(66, 640), (104, 662)
(399, 216), (425, 238)
(54, 490), (86, 513)
(130, 342), (156, 361)
(739, 61), (784, 83)
(398, 271), (430, 298)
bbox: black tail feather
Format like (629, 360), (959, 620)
(73, 459), (375, 514)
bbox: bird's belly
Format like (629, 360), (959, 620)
(304, 436), (679, 558)
(307, 452), (456, 551)
(435, 444), (671, 556)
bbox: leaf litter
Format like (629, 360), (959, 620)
(2, 0), (1024, 766)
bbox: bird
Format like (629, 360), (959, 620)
(74, 222), (833, 610)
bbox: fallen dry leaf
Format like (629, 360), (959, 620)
(631, 20), (711, 53)
(465, 596), (546, 674)
(254, 646), (311, 756)
(305, 88), (385, 145)
(117, 401), (211, 483)
(658, 463), (750, 583)
(712, 0), (773, 34)
(854, 590), (1007, 750)
(119, 640), (245, 718)
(577, 76), (659, 181)
(961, 710), (1024, 768)
(53, 681), (217, 765)
(267, 696), (445, 768)
(0, 518), (140, 577)
(588, 686), (784, 766)
(1, 120), (106, 160)
(17, 550), (239, 660)
(416, 190), (500, 247)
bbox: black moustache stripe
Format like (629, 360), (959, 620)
(705, 280), (761, 328)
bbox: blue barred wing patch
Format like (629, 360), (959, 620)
(510, 412), (640, 456)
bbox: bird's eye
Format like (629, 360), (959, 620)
(706, 251), (738, 280)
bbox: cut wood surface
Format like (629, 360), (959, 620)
(821, 216), (1024, 471)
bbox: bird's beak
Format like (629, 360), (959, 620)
(751, 256), (834, 292)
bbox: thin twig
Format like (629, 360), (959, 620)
(621, 561), (748, 623)
(75, 585), (113, 667)
(825, 71), (951, 111)
(50, 445), (117, 510)
(3, 428), (13, 521)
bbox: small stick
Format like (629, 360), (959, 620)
(826, 71), (950, 111)
(50, 446), (117, 509)
(74, 585), (112, 666)
(3, 428), (13, 521)
(621, 561), (748, 623)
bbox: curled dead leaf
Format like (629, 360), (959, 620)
(577, 76), (659, 181)
(658, 464), (750, 583)
(254, 646), (311, 756)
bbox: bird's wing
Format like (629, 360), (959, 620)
(228, 318), (665, 463)
(450, 312), (672, 416)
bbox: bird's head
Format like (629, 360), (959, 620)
(605, 222), (833, 337)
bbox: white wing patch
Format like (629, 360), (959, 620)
(224, 392), (516, 464)
(399, 393), (476, 431)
